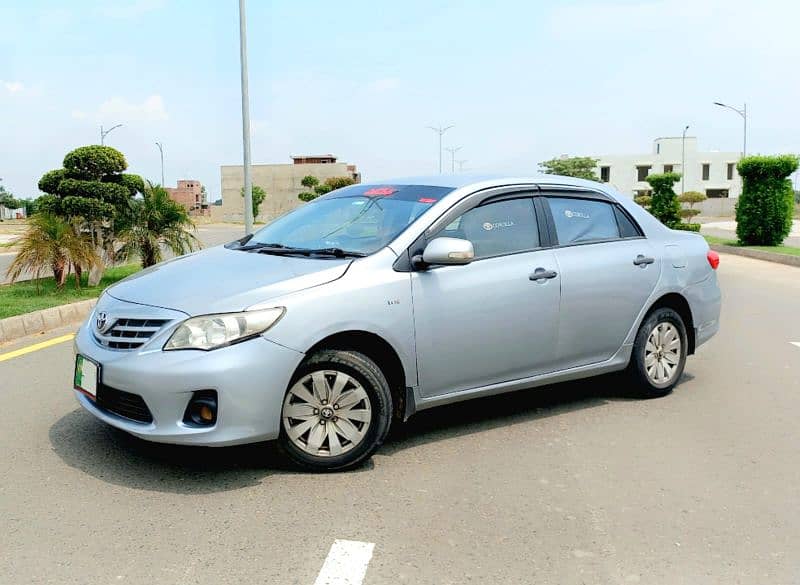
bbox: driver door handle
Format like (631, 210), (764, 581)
(633, 255), (655, 266)
(530, 268), (558, 281)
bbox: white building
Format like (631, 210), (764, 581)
(593, 137), (741, 215)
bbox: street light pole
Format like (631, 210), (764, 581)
(681, 125), (689, 195)
(100, 124), (123, 145)
(456, 159), (468, 173)
(427, 125), (454, 174)
(445, 146), (462, 173)
(713, 101), (747, 157)
(155, 142), (165, 186)
(238, 0), (254, 235)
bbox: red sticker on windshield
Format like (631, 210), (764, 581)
(418, 198), (436, 203)
(364, 187), (397, 196)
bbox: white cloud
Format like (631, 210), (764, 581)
(98, 0), (165, 19)
(71, 110), (88, 119)
(367, 78), (401, 92)
(95, 95), (168, 122)
(2, 81), (25, 94)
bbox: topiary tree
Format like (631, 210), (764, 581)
(538, 156), (600, 181)
(240, 185), (266, 218)
(297, 176), (356, 202)
(678, 190), (706, 224)
(646, 172), (682, 228)
(37, 145), (143, 284)
(735, 155), (799, 245)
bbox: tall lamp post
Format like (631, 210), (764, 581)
(238, 0), (254, 235)
(713, 101), (747, 157)
(456, 159), (468, 173)
(427, 125), (454, 174)
(681, 125), (689, 195)
(155, 142), (165, 186)
(100, 124), (123, 145)
(445, 146), (462, 173)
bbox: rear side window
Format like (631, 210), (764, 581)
(614, 206), (642, 238)
(547, 197), (621, 245)
(437, 198), (539, 259)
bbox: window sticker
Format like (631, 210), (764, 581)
(564, 209), (590, 219)
(363, 187), (397, 196)
(418, 197), (437, 204)
(482, 220), (515, 231)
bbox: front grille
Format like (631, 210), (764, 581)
(96, 318), (169, 350)
(95, 384), (153, 424)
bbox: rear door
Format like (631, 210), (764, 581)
(542, 193), (661, 369)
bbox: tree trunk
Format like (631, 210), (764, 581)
(74, 263), (83, 287)
(87, 259), (105, 287)
(52, 259), (67, 290)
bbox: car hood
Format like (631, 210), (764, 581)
(107, 246), (352, 315)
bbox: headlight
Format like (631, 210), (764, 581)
(164, 308), (285, 351)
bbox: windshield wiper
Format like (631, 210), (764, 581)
(254, 246), (366, 258)
(238, 242), (292, 251)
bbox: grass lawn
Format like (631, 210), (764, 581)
(703, 235), (800, 257)
(0, 264), (141, 319)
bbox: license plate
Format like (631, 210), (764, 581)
(74, 354), (99, 398)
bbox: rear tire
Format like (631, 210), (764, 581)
(627, 307), (688, 398)
(278, 350), (392, 471)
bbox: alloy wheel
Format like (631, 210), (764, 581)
(282, 370), (372, 457)
(644, 322), (682, 385)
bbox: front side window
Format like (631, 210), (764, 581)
(548, 197), (623, 245)
(247, 184), (453, 255)
(437, 198), (539, 259)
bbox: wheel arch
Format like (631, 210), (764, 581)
(304, 330), (412, 420)
(644, 292), (696, 354)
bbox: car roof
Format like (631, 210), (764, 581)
(366, 173), (612, 193)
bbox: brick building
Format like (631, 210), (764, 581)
(165, 180), (209, 216)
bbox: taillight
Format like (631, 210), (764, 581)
(707, 250), (720, 270)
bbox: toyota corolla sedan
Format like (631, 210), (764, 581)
(73, 175), (721, 471)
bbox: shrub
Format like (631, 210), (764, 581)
(673, 223), (701, 232)
(645, 172), (682, 228)
(735, 155), (799, 245)
(240, 185), (266, 218)
(633, 195), (651, 210)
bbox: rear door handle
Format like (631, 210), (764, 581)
(529, 268), (558, 281)
(633, 255), (655, 266)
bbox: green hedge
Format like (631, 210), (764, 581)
(673, 223), (701, 232)
(736, 155), (798, 245)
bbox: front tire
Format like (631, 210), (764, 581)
(278, 350), (392, 471)
(628, 307), (688, 398)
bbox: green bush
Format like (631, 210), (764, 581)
(735, 155), (799, 245)
(645, 172), (682, 228)
(673, 223), (701, 232)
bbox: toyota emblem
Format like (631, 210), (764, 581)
(96, 311), (108, 332)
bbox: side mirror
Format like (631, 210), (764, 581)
(417, 237), (475, 267)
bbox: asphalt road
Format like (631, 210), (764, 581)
(1, 254), (799, 584)
(0, 224), (244, 284)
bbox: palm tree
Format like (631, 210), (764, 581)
(6, 213), (100, 291)
(116, 183), (200, 268)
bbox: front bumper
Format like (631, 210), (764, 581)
(73, 308), (305, 446)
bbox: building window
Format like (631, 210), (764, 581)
(706, 189), (729, 198)
(727, 163), (735, 180)
(600, 166), (610, 182)
(656, 144), (660, 154)
(636, 165), (651, 182)
(664, 164), (673, 173)
(702, 163), (710, 181)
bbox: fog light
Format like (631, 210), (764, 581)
(183, 390), (218, 427)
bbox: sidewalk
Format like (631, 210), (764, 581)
(700, 219), (800, 247)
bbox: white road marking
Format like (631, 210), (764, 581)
(791, 342), (800, 349)
(314, 540), (375, 585)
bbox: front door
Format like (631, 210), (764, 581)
(411, 196), (561, 398)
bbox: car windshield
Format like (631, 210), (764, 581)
(243, 184), (454, 256)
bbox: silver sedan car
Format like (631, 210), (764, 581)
(73, 175), (721, 471)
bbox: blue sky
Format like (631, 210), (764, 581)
(2, 0), (799, 200)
